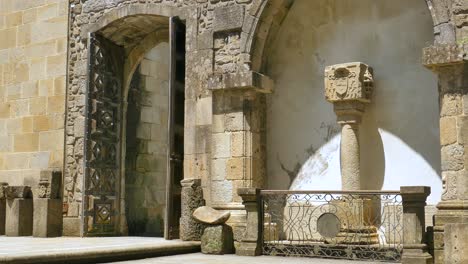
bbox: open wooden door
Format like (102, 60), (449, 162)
(165, 17), (186, 240)
(83, 33), (124, 236)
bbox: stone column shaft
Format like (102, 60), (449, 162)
(340, 123), (361, 190)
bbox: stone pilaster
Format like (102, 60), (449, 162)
(33, 170), (63, 237)
(423, 44), (468, 264)
(208, 71), (271, 245)
(236, 188), (262, 256)
(324, 62), (374, 190)
(180, 179), (205, 241)
(5, 186), (33, 237)
(401, 186), (433, 264)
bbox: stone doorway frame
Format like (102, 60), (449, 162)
(63, 3), (191, 237)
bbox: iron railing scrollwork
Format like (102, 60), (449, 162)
(260, 190), (403, 262)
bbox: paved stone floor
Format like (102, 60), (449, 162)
(109, 253), (383, 264)
(0, 236), (200, 263)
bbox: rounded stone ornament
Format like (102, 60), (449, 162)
(317, 213), (341, 238)
(193, 206), (231, 225)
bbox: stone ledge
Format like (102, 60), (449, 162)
(207, 71), (273, 93)
(422, 44), (467, 68)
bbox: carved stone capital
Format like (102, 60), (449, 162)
(0, 183), (8, 200)
(37, 170), (62, 199)
(4, 186), (32, 200)
(325, 62), (374, 104)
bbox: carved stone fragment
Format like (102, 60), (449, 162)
(5, 186), (32, 199)
(193, 206), (231, 225)
(38, 170), (62, 199)
(180, 179), (205, 241)
(325, 62), (374, 103)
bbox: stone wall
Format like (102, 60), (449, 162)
(0, 0), (67, 190)
(125, 43), (169, 236)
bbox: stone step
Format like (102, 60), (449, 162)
(0, 237), (200, 264)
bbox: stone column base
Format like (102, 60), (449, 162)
(62, 217), (81, 236)
(6, 199), (33, 236)
(236, 241), (262, 256)
(33, 199), (63, 237)
(402, 247), (433, 264)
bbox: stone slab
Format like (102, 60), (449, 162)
(6, 199), (33, 236)
(201, 224), (234, 255)
(33, 199), (62, 237)
(109, 253), (385, 264)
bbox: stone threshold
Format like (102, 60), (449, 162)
(0, 237), (200, 264)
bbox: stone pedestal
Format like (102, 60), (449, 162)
(201, 224), (234, 254)
(33, 199), (63, 237)
(236, 188), (262, 256)
(325, 62), (377, 244)
(6, 198), (33, 236)
(180, 179), (205, 241)
(0, 200), (5, 235)
(0, 183), (7, 235)
(401, 186), (433, 264)
(333, 198), (380, 245)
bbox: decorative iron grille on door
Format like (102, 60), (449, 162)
(83, 33), (124, 236)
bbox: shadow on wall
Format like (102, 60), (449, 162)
(266, 0), (442, 203)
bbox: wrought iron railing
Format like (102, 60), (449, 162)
(260, 190), (403, 262)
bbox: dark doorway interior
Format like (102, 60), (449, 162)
(124, 17), (186, 238)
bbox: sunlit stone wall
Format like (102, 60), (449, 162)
(0, 0), (68, 191)
(266, 0), (442, 205)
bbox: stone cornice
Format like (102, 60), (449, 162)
(422, 44), (467, 69)
(207, 71), (273, 93)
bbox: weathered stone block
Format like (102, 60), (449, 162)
(201, 224), (234, 255)
(38, 170), (62, 199)
(33, 199), (62, 237)
(441, 144), (464, 171)
(180, 179), (205, 241)
(214, 5), (244, 32)
(212, 133), (231, 158)
(440, 117), (457, 146)
(444, 223), (468, 264)
(6, 198), (33, 236)
(62, 217), (80, 237)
